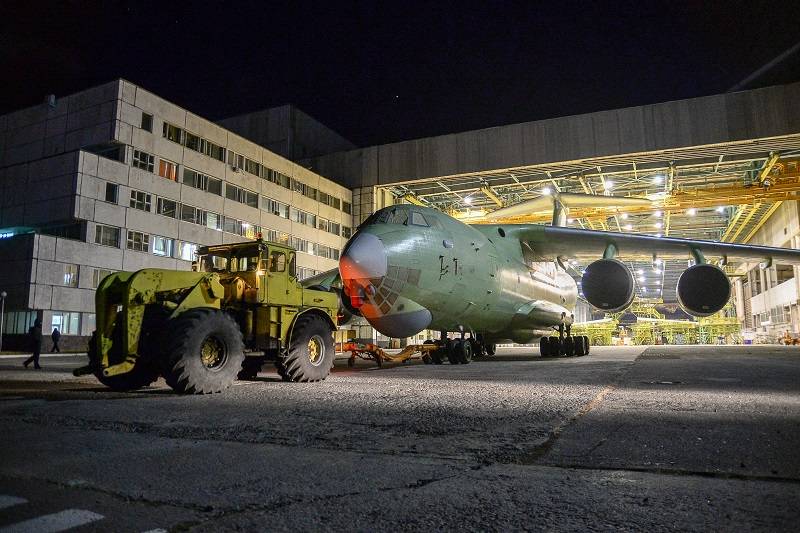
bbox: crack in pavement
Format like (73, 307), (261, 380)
(509, 354), (644, 466)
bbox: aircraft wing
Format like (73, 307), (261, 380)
(497, 224), (800, 264)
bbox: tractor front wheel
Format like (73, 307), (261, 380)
(161, 309), (245, 394)
(276, 314), (335, 382)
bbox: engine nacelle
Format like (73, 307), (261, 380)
(581, 258), (635, 312)
(676, 263), (731, 317)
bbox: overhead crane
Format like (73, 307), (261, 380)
(441, 157), (800, 245)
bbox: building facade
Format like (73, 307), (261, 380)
(0, 80), (352, 347)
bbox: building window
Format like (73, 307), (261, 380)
(63, 264), (79, 287)
(158, 159), (178, 181)
(51, 311), (80, 336)
(183, 168), (222, 195)
(127, 230), (150, 252)
(152, 236), (174, 257)
(92, 268), (114, 288)
(225, 184), (258, 208)
(132, 150), (154, 172)
(95, 224), (120, 247)
(157, 197), (178, 218)
(343, 201), (352, 214)
(265, 229), (289, 244)
(185, 131), (200, 151)
(105, 183), (118, 203)
(290, 207), (316, 228)
(141, 112), (153, 132)
(244, 158), (261, 176)
(223, 217), (242, 235)
(227, 150), (245, 169)
(162, 122), (183, 144)
(206, 211), (222, 231)
(4, 311), (37, 334)
(176, 241), (197, 261)
(261, 196), (289, 218)
(180, 204), (208, 226)
(129, 190), (152, 211)
(342, 226), (352, 238)
(264, 169), (291, 189)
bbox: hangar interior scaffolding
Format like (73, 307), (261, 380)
(377, 134), (800, 318)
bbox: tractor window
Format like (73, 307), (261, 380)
(269, 251), (286, 272)
(200, 254), (228, 272)
(232, 255), (261, 272)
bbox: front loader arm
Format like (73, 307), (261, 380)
(94, 269), (224, 372)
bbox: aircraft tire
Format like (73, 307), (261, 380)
(469, 338), (484, 357)
(485, 343), (496, 356)
(564, 337), (575, 357)
(446, 341), (460, 365)
(574, 337), (586, 357)
(456, 339), (473, 364)
(540, 337), (551, 357)
(549, 336), (561, 357)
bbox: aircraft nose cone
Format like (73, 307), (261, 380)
(339, 232), (387, 281)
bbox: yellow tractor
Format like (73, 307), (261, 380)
(75, 239), (340, 393)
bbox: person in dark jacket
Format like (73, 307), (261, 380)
(23, 319), (43, 369)
(51, 327), (61, 353)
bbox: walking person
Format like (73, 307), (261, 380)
(23, 319), (43, 369)
(51, 327), (61, 353)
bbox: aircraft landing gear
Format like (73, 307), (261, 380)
(540, 331), (590, 358)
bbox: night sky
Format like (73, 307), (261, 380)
(2, 1), (799, 146)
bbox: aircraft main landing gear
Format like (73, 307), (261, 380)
(540, 334), (590, 358)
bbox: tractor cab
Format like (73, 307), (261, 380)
(195, 240), (297, 305)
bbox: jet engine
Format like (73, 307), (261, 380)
(581, 259), (635, 312)
(676, 263), (731, 317)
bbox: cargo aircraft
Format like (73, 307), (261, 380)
(314, 192), (800, 364)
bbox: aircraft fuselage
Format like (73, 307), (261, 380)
(339, 205), (577, 342)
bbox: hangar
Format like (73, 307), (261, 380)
(300, 82), (800, 343)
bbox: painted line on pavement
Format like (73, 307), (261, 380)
(0, 495), (27, 509)
(0, 509), (104, 533)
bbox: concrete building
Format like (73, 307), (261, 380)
(0, 80), (352, 348)
(217, 105), (356, 161)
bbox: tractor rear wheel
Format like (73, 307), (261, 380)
(161, 308), (245, 394)
(88, 331), (159, 391)
(276, 313), (335, 382)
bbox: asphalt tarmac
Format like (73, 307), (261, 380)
(0, 345), (798, 531)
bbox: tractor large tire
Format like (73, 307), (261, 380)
(275, 313), (335, 382)
(161, 308), (245, 394)
(88, 331), (159, 392)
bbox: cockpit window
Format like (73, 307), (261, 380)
(387, 208), (408, 225)
(409, 211), (429, 227)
